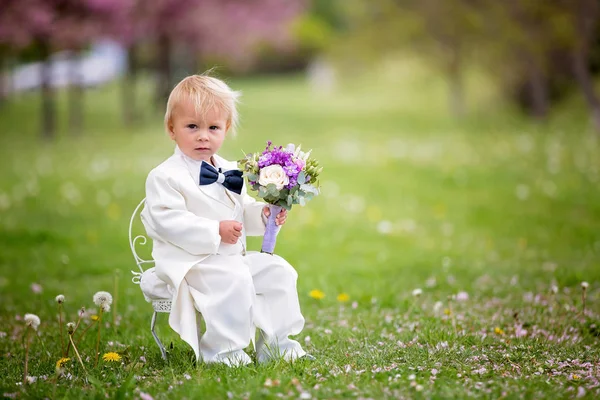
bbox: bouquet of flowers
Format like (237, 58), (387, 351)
(238, 141), (322, 254)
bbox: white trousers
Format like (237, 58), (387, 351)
(179, 252), (305, 366)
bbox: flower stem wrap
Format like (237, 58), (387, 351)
(261, 204), (282, 254)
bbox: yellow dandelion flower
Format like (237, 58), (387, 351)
(55, 357), (70, 369)
(443, 308), (452, 316)
(494, 327), (505, 335)
(572, 374), (580, 380)
(309, 289), (325, 300)
(337, 293), (350, 302)
(90, 315), (99, 321)
(102, 352), (122, 362)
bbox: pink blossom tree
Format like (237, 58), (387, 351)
(0, 0), (58, 138)
(0, 0), (129, 138)
(128, 0), (307, 105)
(52, 0), (130, 134)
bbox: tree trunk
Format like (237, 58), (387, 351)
(68, 49), (84, 135)
(156, 34), (172, 107)
(572, 0), (600, 132)
(0, 52), (6, 106)
(123, 44), (138, 126)
(527, 60), (549, 120)
(39, 40), (56, 140)
(573, 47), (600, 132)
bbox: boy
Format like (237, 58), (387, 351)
(141, 74), (307, 366)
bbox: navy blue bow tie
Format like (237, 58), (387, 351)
(199, 162), (243, 195)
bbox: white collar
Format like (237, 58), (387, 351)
(174, 145), (227, 179)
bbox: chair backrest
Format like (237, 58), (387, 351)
(129, 198), (155, 284)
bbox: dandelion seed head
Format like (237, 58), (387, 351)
(78, 307), (85, 318)
(66, 322), (76, 334)
(581, 282), (589, 289)
(55, 294), (65, 304)
(101, 304), (111, 313)
(24, 314), (40, 330)
(550, 285), (558, 294)
(412, 288), (423, 297)
(93, 291), (113, 306)
(415, 384), (424, 392)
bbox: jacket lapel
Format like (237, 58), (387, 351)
(199, 180), (235, 209)
(213, 155), (243, 209)
(173, 153), (235, 209)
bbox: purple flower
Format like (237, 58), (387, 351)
(258, 153), (273, 168)
(259, 141), (305, 190)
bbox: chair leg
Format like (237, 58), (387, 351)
(151, 311), (168, 361)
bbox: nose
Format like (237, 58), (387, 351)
(197, 129), (209, 141)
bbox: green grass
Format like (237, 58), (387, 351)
(1, 66), (600, 399)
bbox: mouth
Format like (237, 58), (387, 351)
(195, 147), (210, 151)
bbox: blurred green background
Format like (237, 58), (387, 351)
(1, 0), (600, 398)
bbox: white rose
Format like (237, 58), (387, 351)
(259, 164), (289, 190)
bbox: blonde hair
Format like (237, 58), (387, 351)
(164, 73), (241, 135)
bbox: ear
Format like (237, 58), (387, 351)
(167, 120), (176, 140)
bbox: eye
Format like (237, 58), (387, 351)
(187, 124), (197, 129)
(209, 125), (220, 131)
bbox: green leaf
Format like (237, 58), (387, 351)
(300, 183), (319, 195)
(287, 195), (293, 206)
(266, 183), (279, 196)
(258, 186), (268, 198)
(87, 375), (104, 389)
(297, 171), (307, 185)
(277, 199), (290, 209)
(247, 173), (259, 182)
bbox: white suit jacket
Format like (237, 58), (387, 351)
(140, 147), (266, 293)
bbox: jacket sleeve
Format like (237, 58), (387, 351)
(242, 184), (267, 236)
(141, 169), (221, 255)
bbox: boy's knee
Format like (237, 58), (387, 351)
(271, 257), (298, 283)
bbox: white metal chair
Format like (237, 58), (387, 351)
(129, 198), (172, 360)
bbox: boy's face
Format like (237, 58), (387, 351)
(168, 99), (228, 162)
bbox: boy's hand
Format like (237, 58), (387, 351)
(219, 221), (242, 244)
(263, 206), (288, 226)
